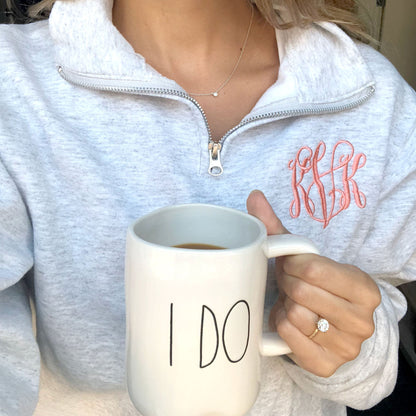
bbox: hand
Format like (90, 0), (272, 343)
(246, 190), (381, 377)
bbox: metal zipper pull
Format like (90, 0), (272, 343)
(208, 142), (224, 176)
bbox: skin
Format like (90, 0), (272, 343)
(112, 0), (382, 377)
(247, 190), (381, 377)
(112, 0), (279, 141)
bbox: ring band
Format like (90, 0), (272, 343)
(308, 318), (329, 339)
(308, 328), (319, 339)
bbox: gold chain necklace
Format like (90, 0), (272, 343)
(188, 5), (254, 98)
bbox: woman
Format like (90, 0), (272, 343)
(0, 0), (414, 415)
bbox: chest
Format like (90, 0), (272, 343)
(193, 64), (279, 142)
(7, 85), (388, 262)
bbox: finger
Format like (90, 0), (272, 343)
(246, 190), (288, 235)
(282, 297), (363, 361)
(282, 295), (340, 346)
(274, 306), (344, 377)
(268, 299), (282, 331)
(283, 296), (318, 336)
(280, 273), (375, 339)
(246, 190), (291, 282)
(282, 254), (381, 307)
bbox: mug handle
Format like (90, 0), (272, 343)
(260, 234), (320, 356)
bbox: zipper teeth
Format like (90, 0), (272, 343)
(57, 66), (213, 139)
(58, 66), (375, 146)
(223, 86), (376, 142)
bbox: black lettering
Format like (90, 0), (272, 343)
(169, 303), (173, 366)
(222, 300), (250, 363)
(200, 305), (219, 368)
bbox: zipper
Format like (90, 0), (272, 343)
(57, 65), (214, 139)
(208, 142), (223, 176)
(58, 66), (375, 177)
(208, 85), (376, 176)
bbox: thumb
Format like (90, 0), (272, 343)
(246, 190), (289, 235)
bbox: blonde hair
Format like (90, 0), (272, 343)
(255, 0), (369, 40)
(28, 0), (368, 40)
(28, 0), (56, 20)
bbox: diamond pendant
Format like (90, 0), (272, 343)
(212, 92), (219, 97)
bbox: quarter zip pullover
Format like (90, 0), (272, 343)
(0, 1), (415, 415)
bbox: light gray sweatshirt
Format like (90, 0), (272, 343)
(0, 0), (415, 415)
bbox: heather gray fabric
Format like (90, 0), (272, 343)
(0, 0), (415, 415)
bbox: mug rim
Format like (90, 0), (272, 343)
(127, 203), (267, 253)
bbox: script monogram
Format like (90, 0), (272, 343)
(288, 140), (367, 228)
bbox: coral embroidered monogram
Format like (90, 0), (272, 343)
(289, 141), (367, 228)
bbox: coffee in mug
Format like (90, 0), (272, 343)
(173, 243), (225, 250)
(125, 203), (319, 416)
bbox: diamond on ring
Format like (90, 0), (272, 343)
(317, 318), (329, 333)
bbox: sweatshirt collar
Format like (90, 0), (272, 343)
(49, 0), (179, 90)
(50, 0), (374, 106)
(275, 22), (374, 104)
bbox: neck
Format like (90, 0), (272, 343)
(112, 0), (254, 77)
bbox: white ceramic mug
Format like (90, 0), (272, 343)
(125, 204), (319, 416)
